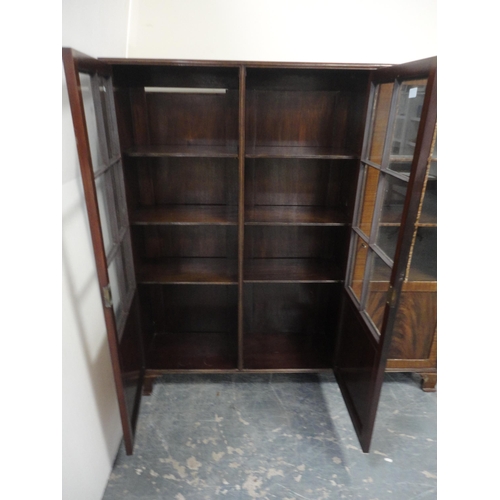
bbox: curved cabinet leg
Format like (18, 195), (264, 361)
(420, 373), (437, 392)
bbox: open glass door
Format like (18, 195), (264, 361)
(335, 57), (437, 452)
(63, 48), (145, 455)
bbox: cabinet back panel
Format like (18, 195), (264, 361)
(244, 226), (348, 261)
(133, 226), (238, 259)
(245, 158), (357, 209)
(244, 283), (339, 335)
(146, 91), (238, 147)
(111, 65), (240, 90)
(140, 284), (237, 334)
(125, 158), (238, 208)
(246, 90), (367, 151)
(243, 283), (339, 369)
(246, 68), (369, 92)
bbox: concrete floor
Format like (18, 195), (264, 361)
(102, 373), (437, 499)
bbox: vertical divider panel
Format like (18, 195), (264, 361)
(238, 66), (246, 370)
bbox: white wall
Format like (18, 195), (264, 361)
(128, 0), (436, 63)
(62, 1), (130, 500)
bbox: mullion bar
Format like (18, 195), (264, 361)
(237, 66), (246, 371)
(106, 226), (128, 263)
(93, 155), (121, 180)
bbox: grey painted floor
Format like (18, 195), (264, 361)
(103, 373), (436, 499)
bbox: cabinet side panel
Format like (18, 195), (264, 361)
(388, 291), (437, 359)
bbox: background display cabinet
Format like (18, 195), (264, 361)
(63, 48), (437, 454)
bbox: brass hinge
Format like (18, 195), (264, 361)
(387, 285), (398, 308)
(102, 284), (113, 308)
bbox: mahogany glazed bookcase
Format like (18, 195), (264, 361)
(63, 48), (437, 454)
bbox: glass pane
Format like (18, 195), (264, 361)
(367, 83), (394, 165)
(375, 175), (408, 260)
(110, 162), (128, 232)
(376, 226), (400, 263)
(98, 76), (120, 159)
(366, 252), (391, 334)
(420, 161), (437, 224)
(358, 165), (380, 237)
(95, 172), (114, 255)
(419, 129), (437, 224)
(349, 235), (369, 301)
(79, 73), (105, 171)
(408, 228), (437, 281)
(108, 251), (123, 325)
(388, 79), (427, 175)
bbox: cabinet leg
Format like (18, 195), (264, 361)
(420, 373), (437, 392)
(143, 376), (155, 396)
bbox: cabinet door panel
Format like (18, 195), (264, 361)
(336, 57), (437, 452)
(63, 48), (145, 455)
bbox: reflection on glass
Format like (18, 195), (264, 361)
(358, 165), (380, 237)
(108, 253), (123, 327)
(376, 226), (400, 262)
(388, 79), (427, 175)
(111, 163), (128, 232)
(366, 252), (391, 334)
(407, 228), (437, 281)
(419, 130), (437, 225)
(99, 76), (120, 159)
(349, 235), (368, 301)
(378, 175), (407, 222)
(420, 162), (437, 224)
(375, 175), (407, 260)
(79, 73), (105, 171)
(368, 83), (394, 165)
(95, 173), (114, 255)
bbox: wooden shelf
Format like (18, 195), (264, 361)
(147, 332), (237, 370)
(244, 258), (342, 282)
(125, 144), (238, 158)
(245, 206), (349, 225)
(138, 258), (237, 284)
(245, 145), (358, 159)
(243, 332), (332, 370)
(131, 205), (238, 225)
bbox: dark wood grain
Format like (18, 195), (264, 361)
(131, 205), (238, 225)
(244, 332), (333, 369)
(65, 51), (437, 455)
(243, 283), (339, 368)
(245, 145), (358, 159)
(133, 225), (237, 259)
(244, 225), (348, 260)
(238, 66), (246, 370)
(126, 144), (238, 158)
(146, 92), (238, 148)
(245, 158), (357, 213)
(244, 259), (342, 282)
(245, 206), (349, 225)
(388, 291), (437, 359)
(138, 258), (238, 284)
(147, 332), (238, 370)
(127, 157), (238, 208)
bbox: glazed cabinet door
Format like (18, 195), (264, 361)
(63, 48), (145, 455)
(335, 57), (437, 452)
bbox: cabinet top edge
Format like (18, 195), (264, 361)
(98, 58), (390, 70)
